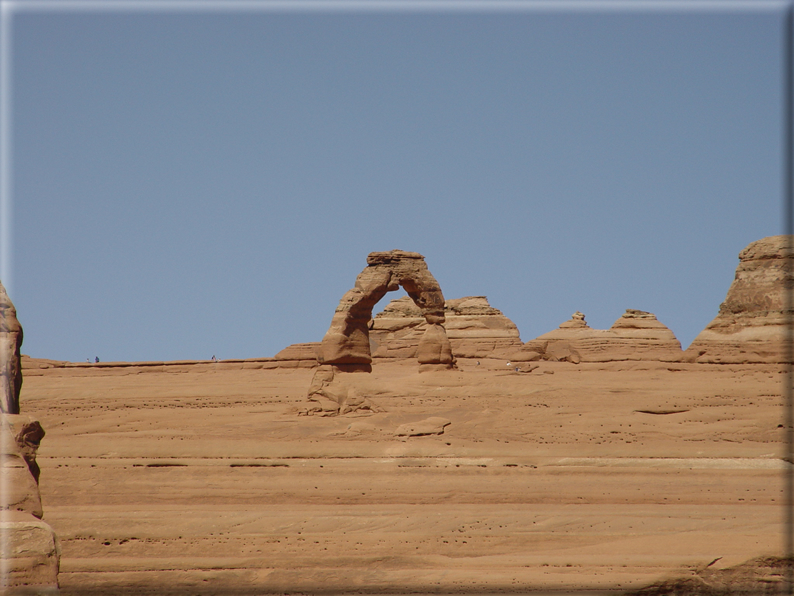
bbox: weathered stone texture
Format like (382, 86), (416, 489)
(303, 365), (381, 416)
(0, 514), (61, 592)
(393, 417), (451, 437)
(513, 310), (683, 363)
(0, 281), (23, 414)
(369, 296), (522, 359)
(416, 324), (454, 365)
(273, 343), (321, 361)
(1, 415), (45, 518)
(685, 235), (793, 363)
(319, 251), (452, 368)
(1, 415), (60, 593)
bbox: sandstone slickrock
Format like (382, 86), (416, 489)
(369, 295), (522, 359)
(319, 251), (453, 369)
(303, 365), (381, 417)
(273, 343), (321, 361)
(513, 310), (683, 363)
(0, 281), (23, 415)
(393, 417), (451, 437)
(685, 235), (793, 364)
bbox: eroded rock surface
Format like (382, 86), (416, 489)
(513, 310), (682, 363)
(0, 281), (23, 414)
(1, 415), (45, 519)
(1, 414), (60, 592)
(0, 513), (61, 591)
(319, 251), (453, 369)
(0, 286), (59, 591)
(302, 366), (381, 416)
(370, 296), (522, 359)
(274, 343), (320, 362)
(394, 417), (451, 437)
(685, 235), (793, 363)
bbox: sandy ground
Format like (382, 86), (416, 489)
(19, 357), (788, 594)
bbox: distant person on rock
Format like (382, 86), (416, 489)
(212, 355), (217, 362)
(95, 356), (99, 363)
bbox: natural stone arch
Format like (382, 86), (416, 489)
(319, 250), (454, 370)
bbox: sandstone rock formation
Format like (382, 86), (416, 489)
(273, 343), (320, 362)
(0, 284), (59, 591)
(609, 309), (683, 362)
(559, 311), (587, 328)
(512, 310), (683, 363)
(393, 417), (451, 437)
(1, 414), (60, 591)
(319, 251), (453, 370)
(303, 366), (381, 416)
(280, 296), (522, 365)
(0, 281), (23, 414)
(685, 235), (793, 363)
(1, 416), (45, 519)
(369, 296), (522, 359)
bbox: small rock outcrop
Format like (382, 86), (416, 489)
(1, 281), (23, 414)
(685, 235), (793, 363)
(369, 296), (522, 359)
(319, 251), (454, 370)
(394, 417), (451, 437)
(559, 311), (587, 329)
(512, 310), (683, 363)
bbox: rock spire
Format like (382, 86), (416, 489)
(0, 281), (23, 414)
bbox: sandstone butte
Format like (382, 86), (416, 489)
(3, 237), (794, 595)
(685, 235), (793, 364)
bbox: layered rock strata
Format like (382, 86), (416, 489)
(273, 343), (321, 362)
(319, 250), (453, 370)
(21, 355), (318, 372)
(1, 281), (23, 414)
(685, 235), (793, 363)
(369, 296), (522, 359)
(511, 310), (683, 363)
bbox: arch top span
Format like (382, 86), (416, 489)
(319, 250), (453, 369)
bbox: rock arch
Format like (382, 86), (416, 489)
(319, 250), (454, 370)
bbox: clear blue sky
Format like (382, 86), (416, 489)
(3, 1), (786, 362)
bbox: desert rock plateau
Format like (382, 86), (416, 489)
(5, 238), (794, 595)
